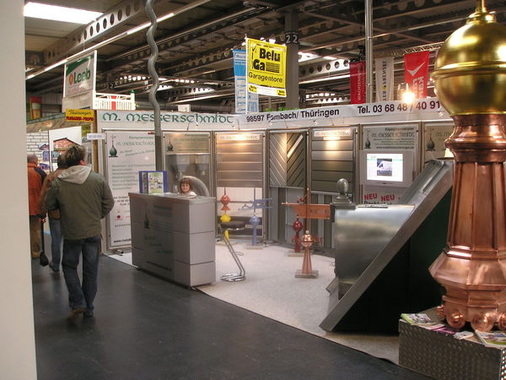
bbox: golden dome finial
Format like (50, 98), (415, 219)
(432, 0), (506, 116)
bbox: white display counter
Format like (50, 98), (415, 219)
(129, 192), (216, 286)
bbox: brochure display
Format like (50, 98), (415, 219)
(138, 171), (168, 194)
(129, 192), (216, 286)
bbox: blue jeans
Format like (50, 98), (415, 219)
(62, 236), (101, 311)
(48, 217), (63, 271)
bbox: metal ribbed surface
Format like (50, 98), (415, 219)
(269, 133), (288, 187)
(215, 132), (263, 188)
(269, 131), (307, 188)
(310, 127), (356, 194)
(287, 133), (306, 188)
(399, 321), (506, 380)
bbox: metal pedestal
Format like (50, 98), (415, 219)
(220, 221), (246, 282)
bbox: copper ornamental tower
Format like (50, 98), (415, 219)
(429, 0), (506, 332)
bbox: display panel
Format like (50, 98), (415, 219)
(359, 150), (414, 188)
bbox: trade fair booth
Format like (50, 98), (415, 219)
(88, 100), (455, 332)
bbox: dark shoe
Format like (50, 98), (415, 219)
(84, 310), (94, 318)
(39, 253), (49, 267)
(49, 263), (59, 273)
(67, 308), (86, 321)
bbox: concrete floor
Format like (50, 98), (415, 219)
(32, 252), (432, 380)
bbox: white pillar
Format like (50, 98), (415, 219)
(0, 1), (38, 379)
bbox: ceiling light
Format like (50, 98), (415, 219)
(397, 83), (416, 104)
(298, 52), (320, 62)
(26, 0), (212, 81)
(401, 90), (416, 104)
(299, 74), (350, 85)
(24, 2), (102, 24)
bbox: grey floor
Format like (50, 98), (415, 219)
(32, 255), (434, 380)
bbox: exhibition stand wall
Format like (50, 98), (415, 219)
(95, 99), (453, 254)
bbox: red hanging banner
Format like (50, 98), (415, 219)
(29, 96), (42, 120)
(404, 51), (430, 99)
(349, 61), (366, 104)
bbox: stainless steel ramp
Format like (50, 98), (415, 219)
(320, 160), (454, 332)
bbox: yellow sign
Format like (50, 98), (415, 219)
(65, 109), (95, 122)
(247, 38), (286, 97)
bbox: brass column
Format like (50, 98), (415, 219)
(430, 0), (506, 332)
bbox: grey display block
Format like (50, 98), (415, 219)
(129, 192), (216, 286)
(399, 320), (506, 380)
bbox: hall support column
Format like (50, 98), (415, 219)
(364, 0), (374, 103)
(284, 9), (299, 109)
(1, 2), (38, 379)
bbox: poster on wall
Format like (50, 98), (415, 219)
(361, 124), (418, 205)
(48, 126), (83, 170)
(106, 131), (156, 248)
(423, 123), (454, 162)
(362, 124), (417, 150)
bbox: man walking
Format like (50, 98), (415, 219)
(45, 144), (114, 320)
(27, 154), (47, 259)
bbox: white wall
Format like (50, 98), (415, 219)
(0, 1), (38, 379)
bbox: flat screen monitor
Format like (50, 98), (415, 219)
(359, 150), (414, 188)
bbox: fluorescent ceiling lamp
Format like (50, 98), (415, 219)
(299, 74), (350, 85)
(298, 52), (320, 63)
(24, 2), (102, 24)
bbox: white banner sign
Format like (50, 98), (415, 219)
(240, 99), (449, 128)
(233, 49), (259, 113)
(374, 57), (394, 102)
(96, 101), (450, 132)
(97, 110), (237, 130)
(63, 51), (97, 98)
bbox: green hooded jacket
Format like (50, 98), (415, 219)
(45, 165), (114, 240)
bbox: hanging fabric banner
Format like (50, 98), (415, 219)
(233, 49), (259, 113)
(29, 96), (42, 119)
(349, 60), (366, 104)
(246, 38), (287, 97)
(404, 51), (430, 99)
(374, 57), (394, 102)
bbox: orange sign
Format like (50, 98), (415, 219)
(284, 203), (330, 220)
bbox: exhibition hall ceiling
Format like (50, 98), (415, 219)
(24, 0), (506, 111)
